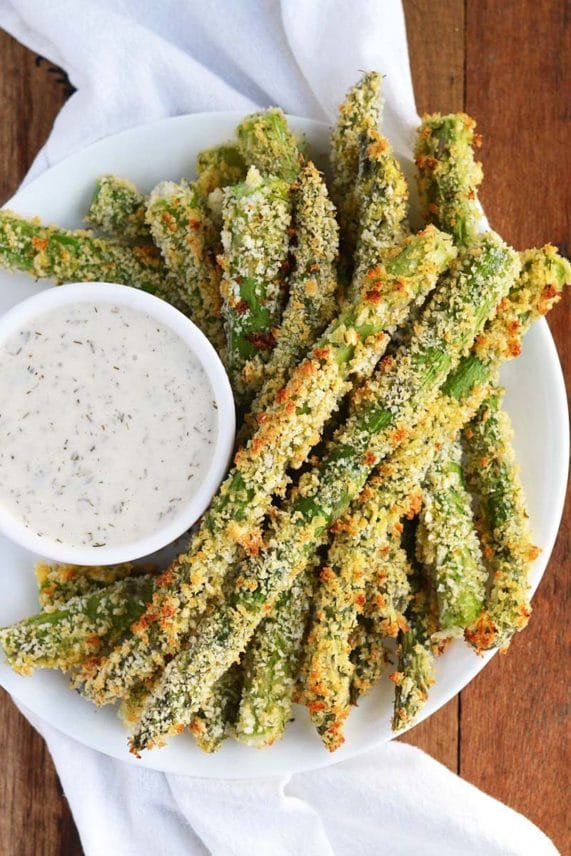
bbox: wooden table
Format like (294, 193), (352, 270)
(0, 2), (568, 853)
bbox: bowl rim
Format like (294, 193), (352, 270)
(0, 281), (236, 565)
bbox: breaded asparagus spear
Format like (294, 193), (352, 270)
(146, 180), (227, 354)
(240, 161), (339, 438)
(391, 575), (437, 732)
(118, 676), (159, 727)
(351, 129), (409, 288)
(99, 637), (243, 753)
(86, 175), (150, 243)
(416, 439), (487, 634)
(220, 167), (292, 403)
(195, 144), (247, 197)
(0, 210), (171, 300)
(463, 388), (539, 652)
(120, 654), (242, 754)
(189, 664), (243, 753)
(349, 537), (411, 705)
(35, 561), (148, 612)
(330, 72), (382, 256)
(235, 563), (315, 748)
(79, 226), (454, 707)
(303, 529), (407, 746)
(415, 113), (483, 247)
(130, 234), (519, 752)
(0, 576), (155, 674)
(236, 108), (302, 182)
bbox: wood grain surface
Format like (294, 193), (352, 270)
(0, 2), (569, 853)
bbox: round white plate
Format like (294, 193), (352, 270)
(0, 113), (568, 778)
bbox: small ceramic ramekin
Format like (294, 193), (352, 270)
(0, 282), (235, 565)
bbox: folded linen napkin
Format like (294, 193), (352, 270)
(23, 708), (558, 856)
(0, 1), (559, 854)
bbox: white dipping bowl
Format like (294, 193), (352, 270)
(0, 282), (235, 565)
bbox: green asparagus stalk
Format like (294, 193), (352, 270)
(235, 563), (315, 748)
(195, 144), (247, 197)
(0, 576), (155, 674)
(130, 233), (519, 752)
(120, 648), (242, 754)
(35, 561), (148, 612)
(0, 210), (173, 301)
(303, 526), (400, 746)
(85, 175), (150, 243)
(351, 129), (409, 288)
(463, 388), (539, 652)
(220, 167), (292, 403)
(189, 664), (243, 752)
(119, 666), (240, 753)
(78, 226), (454, 707)
(119, 676), (159, 727)
(349, 617), (388, 705)
(391, 576), (437, 732)
(349, 537), (412, 705)
(236, 108), (302, 182)
(240, 161), (339, 439)
(145, 180), (226, 354)
(87, 148), (245, 243)
(416, 439), (487, 633)
(330, 72), (382, 257)
(415, 113), (483, 247)
(338, 127), (409, 308)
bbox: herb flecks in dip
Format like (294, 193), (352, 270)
(0, 301), (218, 549)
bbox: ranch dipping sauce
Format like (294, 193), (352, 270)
(0, 301), (218, 550)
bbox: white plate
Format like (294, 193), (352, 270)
(0, 113), (568, 778)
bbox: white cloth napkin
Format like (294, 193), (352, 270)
(0, 2), (558, 854)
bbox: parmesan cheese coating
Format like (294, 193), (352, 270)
(236, 108), (303, 183)
(130, 235), (518, 752)
(241, 161), (339, 439)
(350, 128), (409, 298)
(118, 676), (158, 727)
(0, 576), (155, 675)
(86, 175), (150, 243)
(189, 663), (243, 753)
(36, 561), (149, 612)
(350, 539), (412, 704)
(417, 440), (487, 634)
(146, 180), (227, 355)
(0, 210), (172, 303)
(415, 113), (483, 247)
(220, 167), (292, 404)
(330, 71), (382, 257)
(195, 144), (247, 197)
(81, 227), (453, 708)
(391, 576), (437, 732)
(235, 563), (315, 748)
(463, 388), (539, 652)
